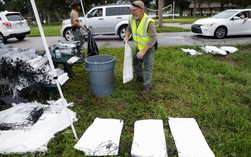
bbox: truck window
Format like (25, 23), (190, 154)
(106, 7), (131, 16)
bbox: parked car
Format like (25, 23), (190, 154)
(0, 11), (30, 44)
(191, 9), (251, 39)
(60, 4), (131, 41)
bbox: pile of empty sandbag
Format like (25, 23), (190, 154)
(181, 45), (238, 56)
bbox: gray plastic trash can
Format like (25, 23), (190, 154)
(85, 55), (116, 97)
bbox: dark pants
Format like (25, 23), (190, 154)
(133, 47), (155, 87)
(72, 28), (84, 47)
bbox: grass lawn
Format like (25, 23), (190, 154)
(156, 26), (190, 33)
(28, 25), (189, 37)
(27, 25), (62, 37)
(162, 17), (202, 24)
(5, 44), (250, 156)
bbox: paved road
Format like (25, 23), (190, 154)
(7, 32), (251, 51)
(6, 23), (251, 51)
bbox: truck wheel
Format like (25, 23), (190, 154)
(64, 27), (74, 41)
(118, 25), (131, 40)
(0, 33), (7, 44)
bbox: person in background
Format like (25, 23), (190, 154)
(239, 12), (248, 23)
(97, 9), (103, 17)
(124, 0), (157, 95)
(70, 0), (88, 47)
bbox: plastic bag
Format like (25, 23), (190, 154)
(154, 40), (158, 50)
(87, 31), (99, 57)
(123, 43), (133, 83)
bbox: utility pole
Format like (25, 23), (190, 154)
(158, 0), (163, 28)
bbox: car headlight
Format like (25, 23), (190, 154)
(62, 21), (65, 27)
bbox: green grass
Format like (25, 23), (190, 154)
(162, 18), (197, 23)
(156, 26), (190, 33)
(27, 25), (62, 37)
(28, 24), (189, 37)
(160, 17), (202, 24)
(4, 44), (251, 156)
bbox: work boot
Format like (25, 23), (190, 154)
(140, 87), (151, 95)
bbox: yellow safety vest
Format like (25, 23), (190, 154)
(130, 13), (155, 50)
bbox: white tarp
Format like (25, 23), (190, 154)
(0, 102), (76, 154)
(74, 117), (124, 156)
(123, 42), (133, 83)
(131, 119), (168, 157)
(168, 118), (215, 157)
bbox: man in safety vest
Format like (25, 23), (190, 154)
(124, 0), (157, 95)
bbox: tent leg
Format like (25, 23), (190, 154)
(30, 0), (78, 140)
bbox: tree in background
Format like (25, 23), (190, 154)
(190, 0), (250, 16)
(2, 0), (31, 15)
(35, 0), (71, 25)
(1, 0), (250, 24)
(2, 0), (71, 25)
(177, 0), (190, 16)
(164, 0), (191, 16)
(2, 0), (133, 25)
(209, 0), (234, 11)
(158, 0), (164, 28)
(0, 1), (5, 11)
(219, 0), (250, 9)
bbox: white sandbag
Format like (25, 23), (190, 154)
(168, 118), (215, 157)
(57, 73), (69, 85)
(123, 42), (133, 83)
(219, 46), (238, 54)
(0, 102), (77, 154)
(181, 48), (203, 56)
(74, 118), (124, 156)
(131, 119), (168, 157)
(201, 46), (227, 55)
(67, 56), (80, 65)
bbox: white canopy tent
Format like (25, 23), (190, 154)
(29, 0), (79, 139)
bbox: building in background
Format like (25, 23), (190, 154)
(189, 2), (236, 16)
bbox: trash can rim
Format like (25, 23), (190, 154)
(85, 55), (116, 65)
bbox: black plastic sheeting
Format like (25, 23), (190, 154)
(87, 31), (99, 57)
(0, 106), (46, 130)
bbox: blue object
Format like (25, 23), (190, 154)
(85, 55), (116, 97)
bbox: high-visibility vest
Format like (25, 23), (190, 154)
(130, 13), (155, 50)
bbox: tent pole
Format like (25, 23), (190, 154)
(30, 0), (78, 140)
(80, 0), (85, 17)
(80, 0), (88, 29)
